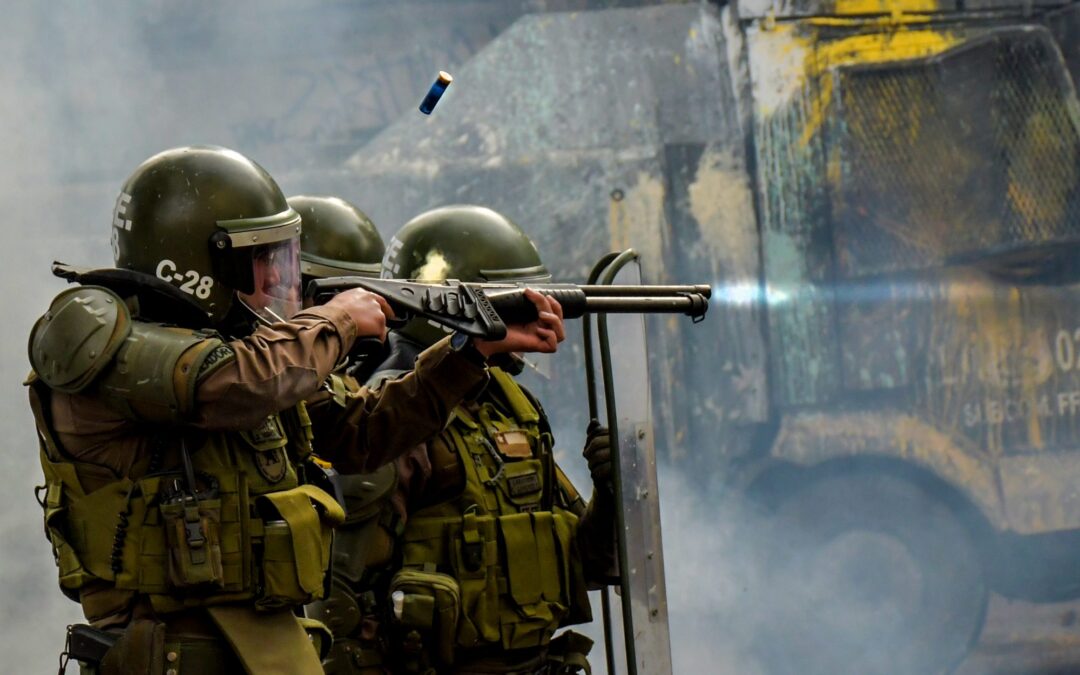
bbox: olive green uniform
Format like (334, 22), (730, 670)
(308, 335), (614, 675)
(29, 290), (486, 674)
(302, 203), (613, 674)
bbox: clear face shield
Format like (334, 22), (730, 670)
(238, 237), (302, 324)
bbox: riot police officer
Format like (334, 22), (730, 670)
(26, 148), (565, 674)
(290, 195), (385, 287)
(306, 205), (616, 675)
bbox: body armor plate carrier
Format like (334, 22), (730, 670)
(331, 367), (592, 673)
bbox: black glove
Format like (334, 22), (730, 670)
(583, 419), (613, 488)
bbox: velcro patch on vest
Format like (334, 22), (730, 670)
(196, 344), (236, 380)
(250, 416), (286, 446)
(255, 447), (288, 483)
(507, 471), (542, 497)
(494, 430), (532, 458)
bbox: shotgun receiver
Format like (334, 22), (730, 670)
(305, 277), (711, 340)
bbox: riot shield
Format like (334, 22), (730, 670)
(587, 250), (673, 675)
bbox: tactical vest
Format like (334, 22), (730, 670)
(384, 367), (592, 670)
(29, 360), (343, 618)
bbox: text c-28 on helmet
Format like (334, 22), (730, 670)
(111, 145), (303, 324)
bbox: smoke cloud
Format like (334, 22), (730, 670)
(2, 2), (1050, 675)
(0, 2), (671, 672)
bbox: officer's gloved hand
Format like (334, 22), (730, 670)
(580, 420), (619, 579)
(583, 419), (613, 494)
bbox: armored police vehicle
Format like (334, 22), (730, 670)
(323, 1), (1080, 672)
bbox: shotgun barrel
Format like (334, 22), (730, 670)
(306, 277), (711, 340)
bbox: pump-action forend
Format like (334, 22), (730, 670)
(306, 277), (711, 340)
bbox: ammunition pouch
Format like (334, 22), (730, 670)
(370, 366), (592, 669)
(98, 618), (166, 675)
(255, 485), (345, 610)
(62, 624), (119, 673)
(389, 568), (462, 666)
(159, 476), (224, 590)
(401, 509), (581, 653)
(36, 443), (341, 615)
(547, 630), (594, 675)
(297, 616), (335, 661)
(30, 362), (340, 615)
(66, 618), (249, 675)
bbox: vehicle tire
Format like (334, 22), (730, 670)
(754, 471), (988, 675)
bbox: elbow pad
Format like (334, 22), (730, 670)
(27, 284), (235, 422)
(96, 322), (234, 422)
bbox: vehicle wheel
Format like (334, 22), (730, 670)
(755, 472), (987, 675)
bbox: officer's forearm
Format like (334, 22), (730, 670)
(192, 306), (357, 430)
(313, 336), (487, 474)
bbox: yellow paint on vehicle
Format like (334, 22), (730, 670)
(687, 148), (770, 423)
(799, 28), (960, 147)
(608, 171), (666, 258)
(808, 15), (933, 26)
(833, 0), (940, 15)
(747, 24), (811, 116)
(1005, 106), (1078, 229)
(688, 148), (759, 279)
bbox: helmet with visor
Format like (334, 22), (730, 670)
(112, 145), (302, 325)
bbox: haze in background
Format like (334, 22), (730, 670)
(0, 2), (737, 673)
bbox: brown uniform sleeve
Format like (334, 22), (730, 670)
(192, 305), (357, 430)
(308, 337), (488, 474)
(390, 446), (433, 525)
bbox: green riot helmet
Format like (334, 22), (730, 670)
(382, 205), (550, 347)
(289, 195), (385, 284)
(111, 145), (302, 325)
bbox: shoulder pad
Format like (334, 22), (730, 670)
(29, 286), (132, 393)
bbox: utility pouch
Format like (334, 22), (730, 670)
(389, 569), (461, 666)
(547, 630), (594, 675)
(159, 478), (224, 590)
(97, 618), (166, 675)
(450, 514), (500, 647)
(255, 484), (344, 609)
(297, 616), (334, 661)
(62, 623), (118, 672)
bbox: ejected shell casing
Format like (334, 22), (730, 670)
(419, 71), (453, 115)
